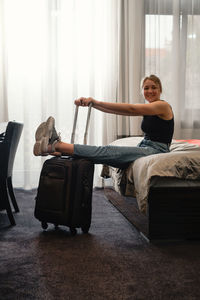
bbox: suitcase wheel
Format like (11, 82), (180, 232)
(81, 226), (89, 234)
(70, 227), (77, 236)
(41, 221), (48, 230)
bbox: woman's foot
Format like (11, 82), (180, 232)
(33, 116), (60, 156)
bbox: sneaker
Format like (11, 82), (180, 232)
(49, 126), (61, 146)
(33, 116), (60, 156)
(34, 122), (46, 141)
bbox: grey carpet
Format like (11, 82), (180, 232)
(104, 187), (148, 237)
(0, 188), (200, 300)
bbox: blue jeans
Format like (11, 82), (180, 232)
(73, 138), (170, 168)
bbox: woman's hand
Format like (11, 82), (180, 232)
(74, 97), (95, 107)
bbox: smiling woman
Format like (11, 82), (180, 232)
(33, 74), (174, 169)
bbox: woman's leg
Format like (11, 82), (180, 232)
(72, 143), (160, 168)
(34, 121), (157, 167)
(49, 140), (150, 162)
(50, 141), (74, 156)
(53, 138), (169, 168)
(33, 116), (168, 168)
(49, 142), (161, 168)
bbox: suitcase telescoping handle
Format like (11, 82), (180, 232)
(70, 103), (93, 145)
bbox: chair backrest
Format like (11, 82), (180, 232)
(0, 121), (23, 178)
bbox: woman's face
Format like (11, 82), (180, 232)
(143, 79), (161, 103)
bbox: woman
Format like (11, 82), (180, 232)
(33, 74), (174, 168)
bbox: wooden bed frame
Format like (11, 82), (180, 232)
(104, 176), (200, 241)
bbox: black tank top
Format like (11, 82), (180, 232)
(141, 115), (174, 144)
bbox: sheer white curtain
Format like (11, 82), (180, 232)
(145, 0), (200, 139)
(1, 0), (200, 189)
(0, 0), (118, 189)
(103, 0), (145, 145)
(103, 0), (200, 144)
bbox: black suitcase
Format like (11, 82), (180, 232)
(34, 104), (94, 235)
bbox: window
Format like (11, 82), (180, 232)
(145, 15), (173, 101)
(145, 0), (200, 130)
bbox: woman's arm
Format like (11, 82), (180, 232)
(75, 97), (130, 115)
(75, 97), (172, 118)
(93, 100), (136, 116)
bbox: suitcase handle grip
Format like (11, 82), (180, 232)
(71, 103), (93, 145)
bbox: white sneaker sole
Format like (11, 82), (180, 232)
(33, 116), (55, 156)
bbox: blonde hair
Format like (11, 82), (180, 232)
(141, 74), (162, 93)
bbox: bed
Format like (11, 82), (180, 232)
(102, 136), (200, 240)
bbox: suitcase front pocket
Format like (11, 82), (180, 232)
(37, 164), (68, 212)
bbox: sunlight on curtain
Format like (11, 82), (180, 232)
(145, 0), (200, 139)
(103, 0), (145, 145)
(1, 0), (118, 188)
(2, 0), (200, 189)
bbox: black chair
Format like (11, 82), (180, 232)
(0, 121), (23, 225)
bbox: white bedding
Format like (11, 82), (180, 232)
(104, 137), (200, 215)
